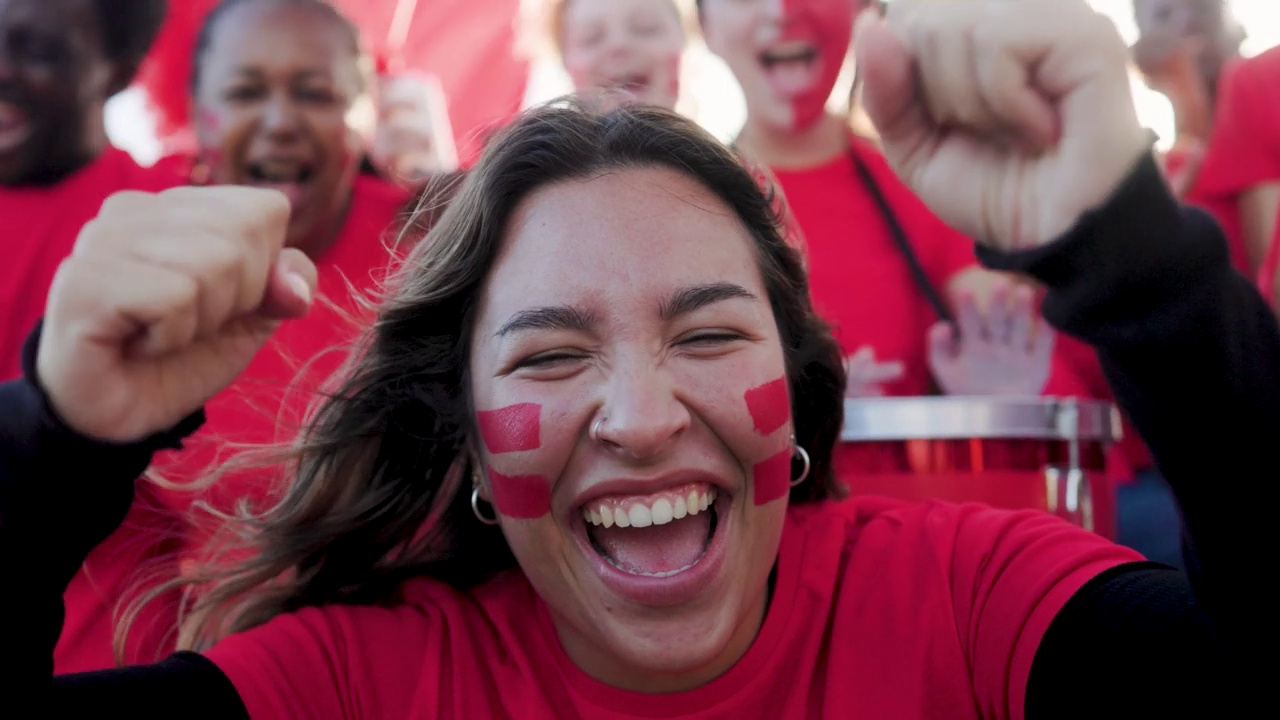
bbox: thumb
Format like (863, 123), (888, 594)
(258, 248), (318, 320)
(855, 10), (933, 171)
(926, 321), (957, 363)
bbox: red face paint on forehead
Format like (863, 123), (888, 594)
(745, 377), (790, 435)
(780, 0), (856, 130)
(477, 403), (542, 454)
(752, 449), (792, 505)
(488, 468), (553, 519)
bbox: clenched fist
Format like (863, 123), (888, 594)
(857, 0), (1152, 250)
(36, 186), (318, 443)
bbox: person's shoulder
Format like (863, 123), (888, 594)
(113, 149), (188, 193)
(786, 497), (1126, 565)
(785, 496), (963, 551)
(1236, 46), (1280, 79)
(212, 574), (497, 664)
(354, 173), (413, 211)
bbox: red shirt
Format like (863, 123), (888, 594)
(1189, 51), (1280, 274)
(208, 497), (1141, 719)
(0, 147), (182, 381)
(771, 138), (978, 397)
(56, 174), (409, 672)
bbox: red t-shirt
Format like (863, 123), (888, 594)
(56, 174), (409, 672)
(207, 497), (1141, 719)
(1188, 51), (1280, 274)
(0, 147), (182, 381)
(770, 138), (978, 397)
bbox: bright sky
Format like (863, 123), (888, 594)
(108, 0), (1280, 163)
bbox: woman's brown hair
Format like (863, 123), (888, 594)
(144, 100), (846, 651)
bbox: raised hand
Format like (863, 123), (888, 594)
(927, 280), (1054, 396)
(36, 186), (317, 444)
(844, 346), (906, 397)
(855, 0), (1152, 251)
(371, 72), (459, 187)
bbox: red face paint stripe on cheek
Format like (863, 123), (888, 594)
(744, 377), (790, 435)
(476, 403), (541, 453)
(488, 468), (552, 519)
(753, 449), (792, 506)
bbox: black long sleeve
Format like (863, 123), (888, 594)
(0, 329), (246, 717)
(989, 155), (1278, 717)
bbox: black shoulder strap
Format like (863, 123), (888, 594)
(847, 149), (955, 324)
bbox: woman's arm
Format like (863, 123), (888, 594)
(2, 186), (314, 714)
(0, 329), (246, 717)
(984, 154), (1276, 718)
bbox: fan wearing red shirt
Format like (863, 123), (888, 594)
(53, 0), (413, 672)
(0, 0), (174, 382)
(1131, 0), (1244, 212)
(1191, 45), (1280, 274)
(698, 0), (1058, 491)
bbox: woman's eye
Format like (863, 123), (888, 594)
(515, 352), (586, 370)
(223, 85), (263, 102)
(679, 331), (745, 348)
(297, 87), (338, 104)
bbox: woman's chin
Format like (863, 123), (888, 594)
(577, 612), (754, 693)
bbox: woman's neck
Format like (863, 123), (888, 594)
(1166, 79), (1213, 145)
(734, 113), (850, 171)
(292, 184), (356, 260)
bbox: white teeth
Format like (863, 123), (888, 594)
(628, 504), (653, 528)
(651, 498), (674, 525)
(582, 487), (720, 527)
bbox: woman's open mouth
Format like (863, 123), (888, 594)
(575, 481), (731, 606)
(244, 158), (316, 208)
(759, 41), (823, 98)
(603, 71), (654, 98)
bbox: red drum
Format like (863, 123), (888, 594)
(837, 397), (1121, 538)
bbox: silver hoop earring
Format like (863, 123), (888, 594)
(590, 416), (607, 443)
(471, 485), (499, 525)
(791, 445), (811, 487)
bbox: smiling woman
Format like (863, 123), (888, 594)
(550, 0), (687, 111)
(1, 3), (1268, 716)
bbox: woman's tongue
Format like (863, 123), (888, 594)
(592, 510), (711, 576)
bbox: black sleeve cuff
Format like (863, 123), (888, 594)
(975, 153), (1233, 349)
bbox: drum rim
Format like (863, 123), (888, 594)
(839, 396), (1121, 442)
